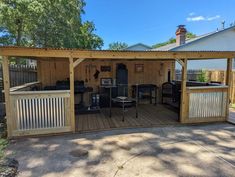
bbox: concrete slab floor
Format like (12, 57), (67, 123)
(7, 123), (235, 177)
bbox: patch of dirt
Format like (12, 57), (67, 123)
(0, 158), (18, 177)
(69, 149), (89, 158)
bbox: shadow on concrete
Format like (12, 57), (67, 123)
(7, 123), (235, 177)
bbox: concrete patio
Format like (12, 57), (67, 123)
(7, 123), (235, 177)
(229, 108), (235, 124)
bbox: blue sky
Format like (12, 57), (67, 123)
(83, 0), (235, 49)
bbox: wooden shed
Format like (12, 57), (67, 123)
(0, 46), (234, 138)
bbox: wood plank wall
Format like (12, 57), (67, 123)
(39, 60), (173, 105)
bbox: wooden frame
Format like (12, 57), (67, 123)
(2, 56), (12, 137)
(135, 64), (144, 73)
(1, 47), (235, 59)
(1, 46), (235, 138)
(182, 86), (228, 123)
(100, 78), (113, 86)
(69, 57), (75, 132)
(9, 90), (71, 137)
(100, 65), (111, 72)
(180, 59), (188, 123)
(226, 58), (233, 120)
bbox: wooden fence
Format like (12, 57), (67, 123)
(0, 64), (37, 102)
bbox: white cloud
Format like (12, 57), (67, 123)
(207, 15), (220, 21)
(187, 16), (205, 22)
(186, 15), (221, 22)
(189, 12), (195, 16)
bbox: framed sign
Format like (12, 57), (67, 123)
(135, 64), (144, 73)
(100, 78), (113, 86)
(101, 66), (111, 72)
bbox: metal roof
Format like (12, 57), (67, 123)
(152, 25), (235, 51)
(0, 46), (235, 60)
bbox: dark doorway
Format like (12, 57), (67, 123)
(116, 63), (128, 96)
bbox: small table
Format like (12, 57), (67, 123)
(111, 97), (138, 122)
(132, 84), (158, 105)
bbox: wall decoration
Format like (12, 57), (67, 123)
(100, 78), (113, 86)
(101, 66), (111, 72)
(93, 69), (100, 80)
(135, 64), (144, 73)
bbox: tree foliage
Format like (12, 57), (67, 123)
(0, 0), (103, 49)
(108, 42), (128, 50)
(186, 32), (197, 39)
(152, 38), (176, 48)
(197, 70), (208, 82)
(152, 32), (197, 48)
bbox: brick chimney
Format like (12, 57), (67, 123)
(176, 25), (187, 46)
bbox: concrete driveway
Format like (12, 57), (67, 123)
(7, 123), (235, 177)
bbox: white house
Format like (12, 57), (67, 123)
(153, 25), (235, 69)
(124, 43), (152, 51)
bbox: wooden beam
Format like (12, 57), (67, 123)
(176, 59), (185, 67)
(2, 56), (12, 138)
(180, 59), (188, 123)
(1, 47), (235, 59)
(73, 58), (85, 68)
(69, 57), (75, 132)
(71, 50), (235, 60)
(226, 58), (233, 121)
(171, 61), (176, 81)
(37, 60), (42, 85)
(0, 47), (70, 58)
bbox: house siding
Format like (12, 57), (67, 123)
(174, 28), (235, 69)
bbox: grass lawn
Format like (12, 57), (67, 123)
(0, 139), (8, 160)
(231, 104), (235, 109)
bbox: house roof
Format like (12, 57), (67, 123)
(124, 43), (152, 50)
(152, 25), (235, 51)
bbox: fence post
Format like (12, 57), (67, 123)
(226, 58), (233, 120)
(2, 56), (12, 138)
(180, 59), (188, 123)
(69, 57), (75, 132)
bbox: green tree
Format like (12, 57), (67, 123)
(0, 0), (103, 49)
(152, 32), (196, 48)
(197, 70), (208, 82)
(152, 38), (176, 48)
(108, 42), (128, 50)
(186, 32), (197, 39)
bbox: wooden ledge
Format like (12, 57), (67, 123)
(10, 81), (40, 92)
(187, 85), (228, 90)
(10, 90), (70, 95)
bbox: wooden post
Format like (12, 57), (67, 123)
(171, 61), (176, 81)
(2, 56), (12, 137)
(69, 57), (75, 132)
(37, 60), (42, 88)
(180, 58), (187, 123)
(226, 58), (233, 120)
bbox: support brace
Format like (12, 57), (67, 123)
(176, 59), (185, 67)
(73, 58), (85, 68)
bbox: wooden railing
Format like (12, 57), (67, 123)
(10, 81), (41, 92)
(9, 90), (71, 136)
(184, 86), (228, 123)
